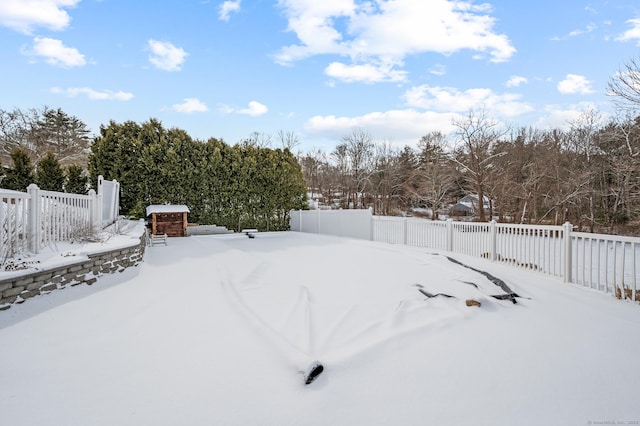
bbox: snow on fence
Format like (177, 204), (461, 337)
(0, 176), (119, 260)
(289, 209), (639, 302)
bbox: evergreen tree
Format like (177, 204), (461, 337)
(88, 118), (308, 227)
(3, 148), (35, 191)
(36, 151), (65, 191)
(89, 120), (144, 216)
(65, 163), (88, 194)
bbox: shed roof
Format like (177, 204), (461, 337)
(146, 204), (190, 216)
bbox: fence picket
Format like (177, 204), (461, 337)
(1, 176), (119, 260)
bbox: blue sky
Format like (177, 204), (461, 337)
(1, 0), (640, 151)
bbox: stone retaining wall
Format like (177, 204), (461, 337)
(0, 234), (146, 311)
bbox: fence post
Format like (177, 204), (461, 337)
(27, 184), (40, 254)
(88, 189), (99, 234)
(112, 179), (120, 222)
(403, 218), (408, 245)
(563, 222), (573, 283)
(490, 220), (497, 261)
(446, 219), (453, 252)
(97, 175), (104, 229)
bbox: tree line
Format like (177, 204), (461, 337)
(0, 106), (90, 193)
(298, 109), (640, 234)
(0, 148), (88, 194)
(299, 56), (640, 235)
(88, 119), (307, 231)
(2, 54), (640, 234)
(4, 105), (640, 235)
(0, 108), (307, 231)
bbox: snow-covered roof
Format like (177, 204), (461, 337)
(145, 204), (190, 216)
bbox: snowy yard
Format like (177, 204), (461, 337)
(1, 231), (639, 426)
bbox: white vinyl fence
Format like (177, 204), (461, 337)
(0, 176), (120, 260)
(99, 175), (120, 227)
(290, 209), (639, 302)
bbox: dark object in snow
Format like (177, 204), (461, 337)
(242, 228), (258, 238)
(445, 256), (520, 304)
(304, 361), (324, 385)
(466, 299), (482, 307)
(418, 288), (454, 299)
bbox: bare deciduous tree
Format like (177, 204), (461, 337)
(608, 56), (640, 107)
(0, 107), (90, 166)
(451, 109), (508, 221)
(409, 131), (456, 219)
(276, 130), (300, 151)
(342, 128), (375, 209)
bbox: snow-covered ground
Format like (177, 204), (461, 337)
(0, 220), (146, 280)
(1, 231), (639, 426)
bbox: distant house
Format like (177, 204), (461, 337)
(449, 194), (492, 218)
(146, 204), (190, 237)
(449, 202), (474, 217)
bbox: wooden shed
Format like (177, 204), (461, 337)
(146, 205), (190, 237)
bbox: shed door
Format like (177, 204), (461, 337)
(155, 212), (185, 237)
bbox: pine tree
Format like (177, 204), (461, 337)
(36, 151), (65, 191)
(3, 148), (35, 191)
(65, 163), (88, 194)
(89, 120), (144, 215)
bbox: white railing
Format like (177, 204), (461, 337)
(0, 190), (30, 261)
(0, 176), (120, 260)
(290, 209), (639, 302)
(30, 186), (98, 252)
(570, 232), (639, 298)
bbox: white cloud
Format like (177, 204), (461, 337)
(533, 102), (598, 130)
(506, 76), (528, 87)
(551, 23), (597, 41)
(429, 64), (447, 76)
(239, 101), (268, 116)
(23, 37), (85, 68)
(0, 0), (79, 34)
(148, 39), (188, 71)
(219, 0), (241, 21)
(304, 81), (536, 146)
(220, 101), (268, 116)
(275, 0), (515, 74)
(568, 23), (597, 37)
(172, 98), (208, 113)
(51, 87), (134, 101)
(403, 84), (533, 117)
(616, 18), (640, 45)
(557, 74), (595, 95)
(304, 109), (460, 147)
(325, 61), (408, 83)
